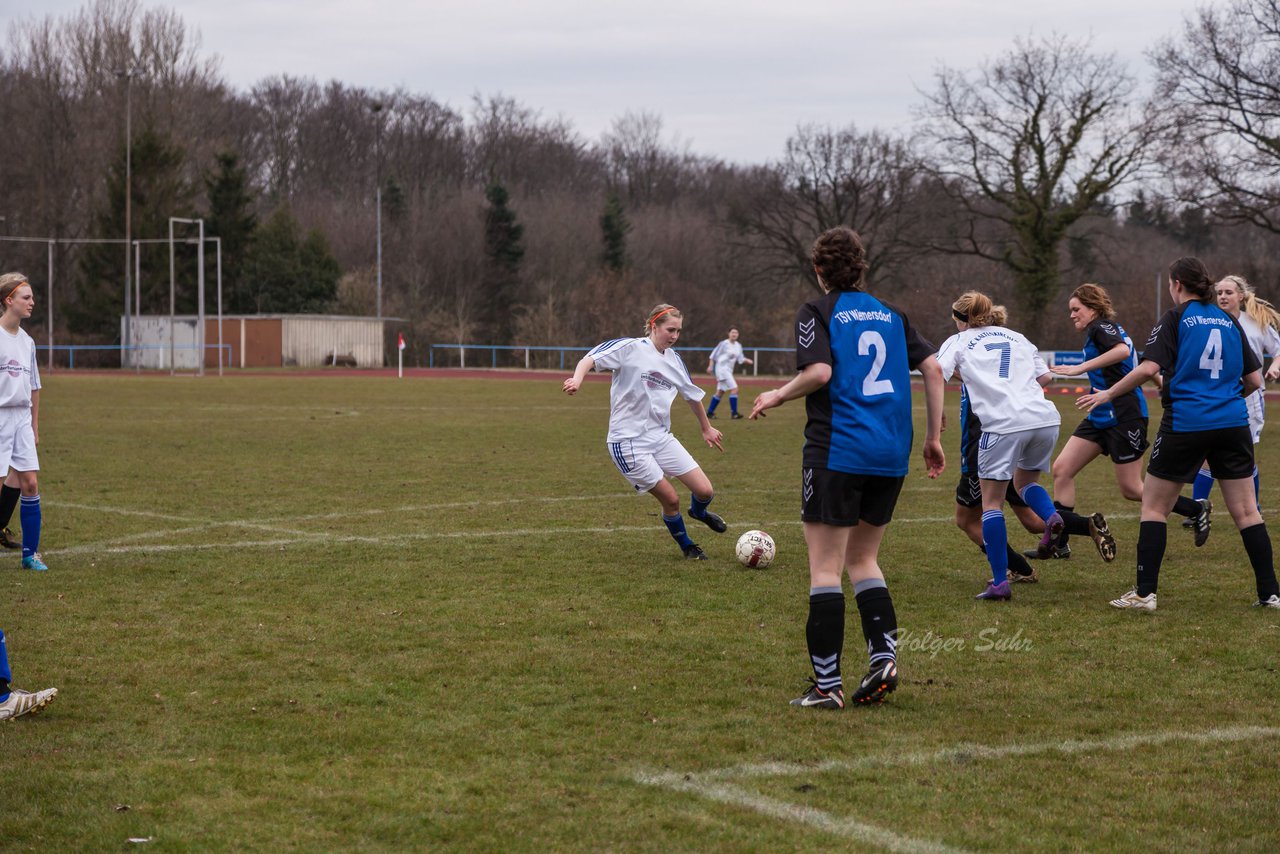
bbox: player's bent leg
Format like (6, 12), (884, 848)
(675, 467), (726, 533)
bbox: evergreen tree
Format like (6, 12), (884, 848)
(242, 208), (341, 313)
(74, 127), (197, 337)
(481, 182), (524, 344)
(205, 152), (258, 314)
(600, 192), (630, 273)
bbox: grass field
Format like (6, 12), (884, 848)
(2, 372), (1278, 851)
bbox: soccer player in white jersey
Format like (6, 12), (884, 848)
(936, 291), (1063, 600)
(705, 328), (753, 420)
(1185, 275), (1280, 518)
(0, 274), (46, 571)
(564, 303), (728, 560)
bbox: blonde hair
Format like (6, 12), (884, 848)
(0, 273), (29, 306)
(952, 291), (1008, 328)
(1070, 283), (1116, 320)
(644, 303), (682, 335)
(1219, 275), (1280, 335)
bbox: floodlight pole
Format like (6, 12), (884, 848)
(46, 241), (53, 370)
(371, 101), (384, 322)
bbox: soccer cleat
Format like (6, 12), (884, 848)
(0, 687), (57, 721)
(682, 543), (708, 561)
(1192, 499), (1212, 547)
(1110, 589), (1157, 611)
(849, 660), (898, 704)
(0, 527), (19, 550)
(1181, 517), (1196, 529)
(731, 413), (744, 420)
(1009, 567), (1040, 583)
(691, 509), (727, 533)
(975, 579), (1012, 601)
(790, 679), (845, 709)
(1035, 513), (1065, 558)
(20, 554), (47, 571)
(1023, 544), (1071, 560)
(1088, 512), (1117, 562)
(706, 412), (717, 420)
(1253, 594), (1280, 609)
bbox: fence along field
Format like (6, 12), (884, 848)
(2, 373), (1276, 850)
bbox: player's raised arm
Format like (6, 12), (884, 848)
(563, 355), (596, 395)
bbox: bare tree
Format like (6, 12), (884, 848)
(729, 123), (923, 293)
(1151, 0), (1280, 233)
(916, 34), (1160, 318)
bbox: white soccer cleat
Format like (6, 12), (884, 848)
(1110, 589), (1157, 612)
(1252, 594), (1280, 609)
(0, 686), (57, 721)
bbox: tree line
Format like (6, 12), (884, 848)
(1, 0), (1279, 365)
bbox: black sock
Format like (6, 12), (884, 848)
(1006, 546), (1035, 576)
(0, 485), (18, 529)
(1173, 495), (1202, 518)
(855, 585), (897, 667)
(1135, 520), (1167, 596)
(1053, 501), (1089, 547)
(1240, 524), (1280, 600)
(806, 592), (845, 692)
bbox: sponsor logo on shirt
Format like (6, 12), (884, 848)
(832, 308), (892, 325)
(1182, 314), (1234, 329)
(2, 359), (24, 378)
(642, 371), (674, 391)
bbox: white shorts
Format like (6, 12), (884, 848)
(977, 425), (1058, 482)
(714, 369), (737, 393)
(1246, 388), (1265, 444)
(0, 408), (38, 473)
(607, 433), (698, 492)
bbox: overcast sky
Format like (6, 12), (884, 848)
(2, 0), (1206, 164)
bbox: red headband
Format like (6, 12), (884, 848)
(649, 307), (677, 327)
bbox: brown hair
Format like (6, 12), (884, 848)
(0, 273), (29, 306)
(811, 227), (868, 292)
(644, 303), (682, 335)
(952, 291), (1008, 328)
(1169, 257), (1215, 303)
(1070, 283), (1116, 320)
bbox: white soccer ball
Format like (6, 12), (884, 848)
(735, 530), (776, 569)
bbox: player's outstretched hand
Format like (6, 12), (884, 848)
(1076, 389), (1109, 413)
(749, 389), (783, 420)
(1051, 364), (1082, 377)
(704, 425), (724, 451)
(563, 377), (581, 395)
(923, 438), (946, 479)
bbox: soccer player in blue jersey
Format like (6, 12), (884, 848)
(937, 292), (1067, 601)
(1079, 257), (1280, 611)
(1045, 284), (1202, 558)
(564, 303), (727, 561)
(749, 227), (945, 709)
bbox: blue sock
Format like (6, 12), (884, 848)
(1193, 468), (1214, 502)
(663, 513), (694, 549)
(729, 395), (739, 415)
(982, 510), (1009, 585)
(1018, 483), (1057, 524)
(0, 627), (10, 699)
(19, 495), (39, 559)
(689, 493), (713, 519)
(706, 396), (720, 415)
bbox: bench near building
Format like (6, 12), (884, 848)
(122, 315), (390, 370)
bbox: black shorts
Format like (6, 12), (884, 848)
(955, 475), (1029, 509)
(1072, 417), (1149, 464)
(802, 467), (904, 526)
(1147, 426), (1254, 483)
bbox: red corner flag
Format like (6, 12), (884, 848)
(397, 332), (406, 351)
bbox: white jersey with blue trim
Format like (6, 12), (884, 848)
(1238, 313), (1280, 388)
(0, 326), (40, 408)
(587, 337), (705, 443)
(936, 326), (1058, 435)
(709, 339), (745, 380)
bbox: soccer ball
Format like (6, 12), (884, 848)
(735, 530), (776, 569)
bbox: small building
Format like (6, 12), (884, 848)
(121, 314), (392, 370)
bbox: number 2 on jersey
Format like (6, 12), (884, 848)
(858, 331), (894, 396)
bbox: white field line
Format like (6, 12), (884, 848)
(633, 726), (1280, 854)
